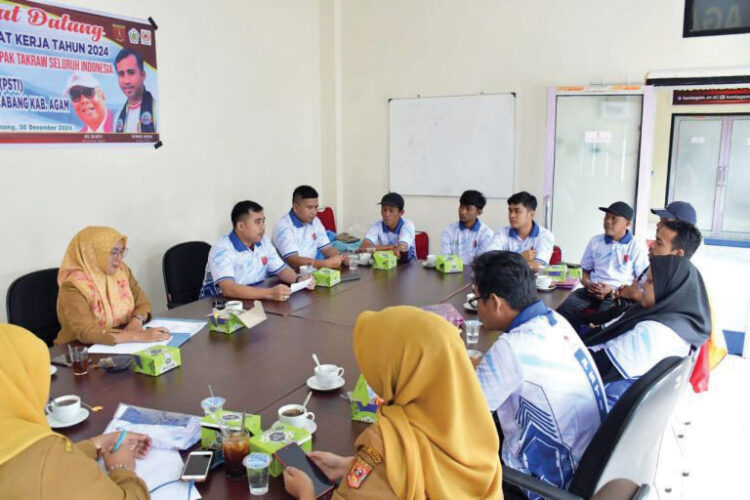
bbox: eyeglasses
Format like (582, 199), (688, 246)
(110, 248), (129, 258)
(70, 87), (96, 103)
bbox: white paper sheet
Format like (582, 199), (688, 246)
(99, 448), (201, 500)
(88, 339), (170, 355)
(145, 318), (207, 336)
(291, 277), (313, 294)
(87, 317), (206, 354)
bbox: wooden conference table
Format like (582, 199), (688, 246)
(50, 261), (571, 499)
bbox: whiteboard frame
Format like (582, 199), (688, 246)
(387, 92), (515, 199)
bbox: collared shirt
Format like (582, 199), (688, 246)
(591, 320), (691, 381)
(272, 209), (332, 260)
(477, 301), (608, 494)
(580, 231), (649, 288)
(363, 218), (416, 261)
(489, 221), (555, 266)
(440, 219), (494, 265)
(199, 231), (287, 298)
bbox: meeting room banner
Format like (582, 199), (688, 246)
(0, 1), (159, 145)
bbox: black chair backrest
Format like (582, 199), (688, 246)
(6, 268), (61, 346)
(162, 241), (211, 309)
(569, 356), (691, 498)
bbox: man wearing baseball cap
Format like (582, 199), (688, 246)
(64, 72), (114, 133)
(558, 201), (649, 333)
(651, 201), (697, 228)
(358, 192), (416, 261)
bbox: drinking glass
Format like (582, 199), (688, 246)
(465, 320), (481, 345)
(70, 346), (89, 375)
(244, 453), (271, 495)
(222, 426), (249, 480)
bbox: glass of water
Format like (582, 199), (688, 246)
(465, 320), (482, 344)
(244, 453), (271, 495)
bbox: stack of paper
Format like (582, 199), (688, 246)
(88, 317), (207, 355)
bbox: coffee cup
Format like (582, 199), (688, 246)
(466, 292), (476, 303)
(426, 254), (437, 266)
(536, 275), (553, 289)
(46, 395), (81, 423)
(314, 364), (344, 387)
(278, 404), (315, 428)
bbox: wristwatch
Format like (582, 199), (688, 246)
(133, 313), (148, 323)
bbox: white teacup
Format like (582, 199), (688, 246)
(426, 254), (437, 266)
(46, 395), (81, 422)
(536, 275), (553, 289)
(466, 292), (476, 303)
(314, 364), (344, 387)
(278, 404), (315, 428)
(359, 253), (372, 265)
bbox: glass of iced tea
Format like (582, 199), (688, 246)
(70, 346), (89, 376)
(221, 426), (250, 480)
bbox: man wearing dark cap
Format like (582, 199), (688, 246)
(558, 201), (649, 333)
(358, 192), (416, 260)
(651, 201), (697, 229)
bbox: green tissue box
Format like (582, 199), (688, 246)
(207, 312), (245, 334)
(540, 264), (568, 282)
(436, 255), (463, 273)
(349, 374), (382, 423)
(133, 345), (181, 376)
(200, 410), (262, 450)
(313, 267), (341, 287)
(567, 267), (583, 279)
(249, 422), (312, 477)
(372, 251), (397, 270)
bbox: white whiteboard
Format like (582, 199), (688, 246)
(389, 93), (514, 198)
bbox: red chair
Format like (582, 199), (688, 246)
(316, 207), (336, 233)
(550, 245), (562, 265)
(415, 231), (429, 260)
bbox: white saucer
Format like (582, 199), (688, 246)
(422, 261), (435, 268)
(536, 284), (557, 292)
(307, 375), (345, 391)
(46, 408), (89, 428)
(275, 419), (317, 434)
(463, 302), (477, 312)
(50, 365), (57, 376)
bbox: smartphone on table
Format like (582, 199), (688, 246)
(180, 450), (214, 482)
(274, 443), (334, 497)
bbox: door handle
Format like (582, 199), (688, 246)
(544, 195), (552, 229)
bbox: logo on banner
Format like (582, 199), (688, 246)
(128, 28), (140, 44)
(141, 112), (153, 126)
(112, 24), (126, 42)
(140, 29), (152, 46)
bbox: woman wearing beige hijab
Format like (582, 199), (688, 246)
(55, 226), (169, 345)
(0, 324), (152, 498)
(283, 306), (503, 499)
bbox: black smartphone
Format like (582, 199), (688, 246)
(274, 443), (334, 497)
(340, 273), (361, 283)
(180, 450), (213, 482)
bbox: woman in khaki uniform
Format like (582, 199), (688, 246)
(283, 306), (504, 499)
(55, 226), (169, 345)
(0, 324), (152, 499)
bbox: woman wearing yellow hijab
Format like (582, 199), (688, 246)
(0, 324), (152, 498)
(55, 226), (170, 345)
(283, 306), (503, 499)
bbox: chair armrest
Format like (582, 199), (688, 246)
(502, 467), (583, 500)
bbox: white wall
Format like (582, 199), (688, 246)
(334, 0), (750, 256)
(0, 0), (324, 321)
